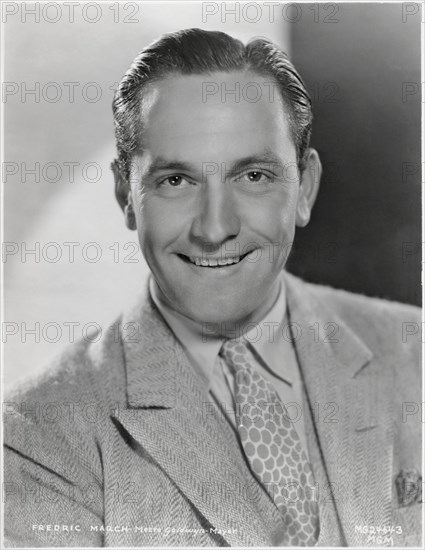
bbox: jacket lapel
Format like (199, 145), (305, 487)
(284, 273), (394, 546)
(112, 284), (284, 547)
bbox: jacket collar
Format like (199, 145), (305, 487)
(122, 271), (374, 410)
(283, 271), (373, 376)
(121, 279), (210, 410)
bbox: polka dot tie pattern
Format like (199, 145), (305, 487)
(220, 339), (319, 546)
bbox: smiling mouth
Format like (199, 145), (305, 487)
(178, 251), (252, 268)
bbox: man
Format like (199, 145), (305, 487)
(4, 29), (422, 547)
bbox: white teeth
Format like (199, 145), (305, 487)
(188, 256), (241, 267)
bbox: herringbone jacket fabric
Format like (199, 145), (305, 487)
(3, 273), (422, 547)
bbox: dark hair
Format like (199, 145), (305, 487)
(112, 28), (312, 181)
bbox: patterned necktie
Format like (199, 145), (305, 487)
(220, 338), (319, 546)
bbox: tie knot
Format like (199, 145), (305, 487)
(220, 338), (251, 371)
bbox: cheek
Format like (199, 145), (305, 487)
(135, 196), (187, 253)
(245, 193), (298, 242)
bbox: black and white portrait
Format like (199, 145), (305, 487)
(2, 1), (422, 547)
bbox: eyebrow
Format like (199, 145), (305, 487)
(144, 158), (196, 179)
(229, 149), (285, 175)
(143, 148), (285, 180)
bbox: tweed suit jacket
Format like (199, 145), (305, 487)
(3, 272), (422, 547)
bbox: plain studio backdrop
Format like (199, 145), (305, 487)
(3, 1), (421, 387)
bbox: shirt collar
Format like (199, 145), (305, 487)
(149, 275), (293, 388)
(243, 281), (294, 385)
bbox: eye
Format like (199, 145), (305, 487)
(159, 175), (191, 188)
(241, 171), (269, 184)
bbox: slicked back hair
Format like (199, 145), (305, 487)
(112, 28), (313, 182)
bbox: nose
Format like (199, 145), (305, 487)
(190, 181), (240, 246)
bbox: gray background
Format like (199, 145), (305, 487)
(288, 2), (421, 306)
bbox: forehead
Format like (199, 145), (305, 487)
(137, 70), (295, 165)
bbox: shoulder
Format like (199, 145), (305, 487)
(5, 315), (127, 411)
(284, 271), (421, 366)
(285, 273), (422, 462)
(310, 279), (419, 346)
(308, 278), (419, 333)
(304, 277), (420, 320)
(4, 314), (128, 477)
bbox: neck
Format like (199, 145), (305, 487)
(152, 277), (283, 340)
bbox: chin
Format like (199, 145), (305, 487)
(183, 300), (255, 330)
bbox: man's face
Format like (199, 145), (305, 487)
(128, 71), (312, 328)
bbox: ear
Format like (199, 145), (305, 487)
(295, 148), (322, 227)
(111, 159), (137, 230)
